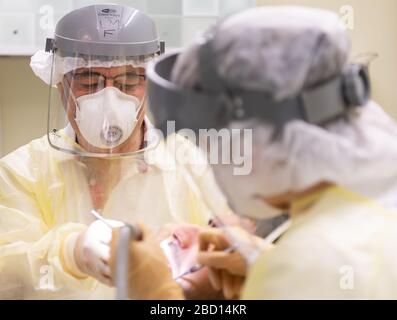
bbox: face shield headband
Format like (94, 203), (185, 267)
(146, 37), (370, 138)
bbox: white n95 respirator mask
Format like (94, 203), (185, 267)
(75, 87), (141, 149)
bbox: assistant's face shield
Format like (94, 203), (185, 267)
(147, 47), (372, 264)
(147, 50), (371, 138)
(147, 47), (371, 211)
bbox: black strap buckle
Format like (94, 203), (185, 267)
(45, 38), (55, 53)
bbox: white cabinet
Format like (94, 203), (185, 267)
(0, 0), (35, 12)
(182, 17), (217, 46)
(152, 15), (182, 48)
(0, 13), (35, 55)
(219, 0), (256, 16)
(183, 0), (219, 16)
(147, 0), (182, 15)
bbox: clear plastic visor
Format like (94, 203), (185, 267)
(47, 51), (156, 158)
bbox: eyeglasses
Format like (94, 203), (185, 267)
(68, 71), (146, 94)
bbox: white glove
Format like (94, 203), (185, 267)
(62, 219), (124, 286)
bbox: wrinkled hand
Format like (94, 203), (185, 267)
(74, 219), (123, 286)
(197, 228), (248, 299)
(110, 224), (184, 300)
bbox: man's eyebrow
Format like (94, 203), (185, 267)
(74, 71), (103, 77)
(115, 71), (145, 77)
(73, 71), (145, 78)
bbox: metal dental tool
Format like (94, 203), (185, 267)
(174, 247), (235, 280)
(90, 209), (113, 227)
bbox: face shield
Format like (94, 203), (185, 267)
(147, 51), (371, 205)
(48, 52), (154, 157)
(40, 4), (164, 158)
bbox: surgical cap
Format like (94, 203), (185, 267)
(172, 6), (351, 101)
(30, 50), (155, 85)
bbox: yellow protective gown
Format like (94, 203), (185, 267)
(0, 129), (230, 299)
(242, 186), (397, 299)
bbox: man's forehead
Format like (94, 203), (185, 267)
(74, 65), (145, 75)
